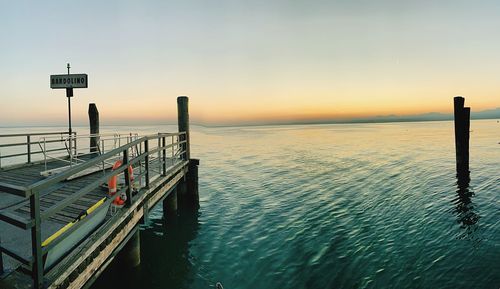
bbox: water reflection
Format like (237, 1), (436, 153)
(148, 209), (201, 289)
(452, 172), (481, 243)
(91, 209), (200, 289)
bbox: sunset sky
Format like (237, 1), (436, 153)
(1, 0), (499, 126)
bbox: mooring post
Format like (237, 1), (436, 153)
(177, 96), (199, 208)
(163, 186), (178, 219)
(453, 96), (470, 175)
(177, 96), (190, 160)
(88, 103), (100, 156)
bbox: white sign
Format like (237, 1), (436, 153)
(50, 74), (88, 89)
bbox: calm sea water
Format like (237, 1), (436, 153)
(3, 120), (500, 288)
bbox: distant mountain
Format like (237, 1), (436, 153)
(325, 108), (500, 124)
(472, 107), (500, 119)
(243, 108), (500, 127)
(355, 112), (451, 123)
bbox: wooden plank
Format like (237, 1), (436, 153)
(0, 175), (28, 186)
(2, 168), (41, 177)
(41, 168), (126, 221)
(54, 189), (106, 203)
(50, 212), (77, 223)
(0, 182), (29, 196)
(40, 163), (112, 180)
(43, 197), (93, 212)
(16, 206), (79, 223)
(43, 194), (96, 210)
(0, 210), (32, 229)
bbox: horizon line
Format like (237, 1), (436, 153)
(0, 114), (498, 130)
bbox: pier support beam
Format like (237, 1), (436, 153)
(453, 96), (470, 176)
(88, 103), (100, 157)
(163, 187), (178, 219)
(186, 159), (200, 208)
(120, 229), (141, 268)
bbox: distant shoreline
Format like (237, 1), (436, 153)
(203, 116), (499, 128)
(0, 116), (498, 129)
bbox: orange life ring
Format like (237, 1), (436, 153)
(108, 160), (134, 197)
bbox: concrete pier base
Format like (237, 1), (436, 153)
(163, 187), (178, 219)
(120, 229), (141, 268)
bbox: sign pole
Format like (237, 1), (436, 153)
(50, 64), (88, 163)
(66, 63), (73, 136)
(66, 63), (74, 163)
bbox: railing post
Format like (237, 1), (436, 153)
(123, 149), (133, 207)
(177, 96), (190, 160)
(144, 140), (150, 187)
(43, 139), (47, 170)
(0, 236), (4, 275)
(30, 190), (43, 289)
(69, 132), (73, 167)
(138, 142), (143, 187)
(73, 132), (77, 157)
(157, 136), (161, 174)
(27, 135), (31, 164)
(162, 136), (166, 175)
(171, 135), (174, 158)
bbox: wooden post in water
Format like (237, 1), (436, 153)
(119, 228), (141, 268)
(163, 187), (178, 219)
(453, 96), (470, 175)
(88, 103), (100, 156)
(177, 96), (190, 160)
(187, 159), (200, 207)
(176, 96), (199, 209)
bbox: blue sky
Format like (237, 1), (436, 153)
(1, 0), (499, 125)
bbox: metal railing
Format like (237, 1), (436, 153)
(0, 132), (188, 289)
(0, 132), (74, 169)
(38, 133), (140, 170)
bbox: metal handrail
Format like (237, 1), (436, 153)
(29, 132), (184, 192)
(37, 133), (141, 170)
(0, 131), (73, 168)
(0, 132), (69, 138)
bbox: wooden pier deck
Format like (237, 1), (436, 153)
(0, 96), (199, 289)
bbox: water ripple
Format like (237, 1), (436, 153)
(91, 120), (500, 289)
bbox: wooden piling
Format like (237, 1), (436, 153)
(453, 96), (470, 175)
(119, 229), (141, 268)
(187, 159), (200, 208)
(176, 159), (200, 209)
(88, 103), (100, 156)
(176, 96), (199, 208)
(177, 96), (190, 160)
(163, 187), (178, 219)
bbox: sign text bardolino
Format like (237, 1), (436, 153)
(50, 74), (88, 89)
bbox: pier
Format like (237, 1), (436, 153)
(0, 96), (199, 289)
